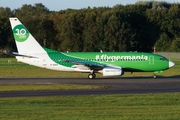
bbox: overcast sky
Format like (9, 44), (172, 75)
(1, 0), (179, 11)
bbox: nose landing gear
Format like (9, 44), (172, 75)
(153, 74), (157, 78)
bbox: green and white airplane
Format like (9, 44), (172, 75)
(9, 17), (175, 79)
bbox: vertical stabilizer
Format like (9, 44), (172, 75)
(9, 17), (46, 54)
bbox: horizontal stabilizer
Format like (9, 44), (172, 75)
(9, 52), (37, 58)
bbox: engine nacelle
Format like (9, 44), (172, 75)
(101, 67), (123, 76)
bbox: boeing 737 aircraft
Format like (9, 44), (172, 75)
(9, 17), (175, 79)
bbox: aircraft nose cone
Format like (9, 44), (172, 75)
(169, 60), (175, 68)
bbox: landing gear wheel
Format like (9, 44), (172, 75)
(88, 74), (94, 79)
(153, 75), (157, 79)
(88, 73), (96, 79)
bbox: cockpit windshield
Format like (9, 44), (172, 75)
(159, 57), (167, 61)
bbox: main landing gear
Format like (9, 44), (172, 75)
(88, 73), (96, 79)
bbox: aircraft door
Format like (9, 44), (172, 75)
(149, 56), (154, 65)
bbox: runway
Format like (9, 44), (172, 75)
(0, 76), (180, 97)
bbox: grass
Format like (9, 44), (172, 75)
(0, 84), (101, 92)
(0, 58), (180, 77)
(0, 93), (180, 120)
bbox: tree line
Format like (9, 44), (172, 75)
(0, 1), (180, 56)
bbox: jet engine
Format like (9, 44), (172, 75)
(99, 66), (123, 76)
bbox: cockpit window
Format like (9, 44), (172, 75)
(159, 57), (167, 61)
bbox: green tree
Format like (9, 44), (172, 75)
(169, 38), (180, 52)
(0, 7), (14, 55)
(155, 33), (171, 52)
(83, 9), (99, 51)
(15, 3), (50, 46)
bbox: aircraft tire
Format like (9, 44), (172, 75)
(88, 74), (96, 79)
(153, 75), (157, 78)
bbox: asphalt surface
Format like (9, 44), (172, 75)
(0, 76), (180, 97)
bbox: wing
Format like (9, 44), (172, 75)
(64, 60), (105, 71)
